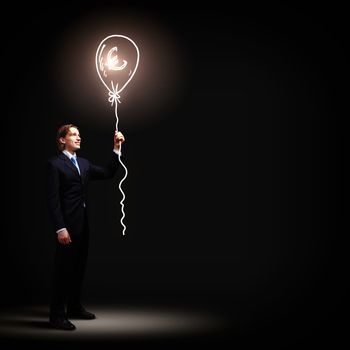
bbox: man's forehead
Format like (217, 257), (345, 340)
(68, 127), (80, 135)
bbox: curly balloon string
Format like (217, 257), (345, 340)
(111, 83), (128, 236)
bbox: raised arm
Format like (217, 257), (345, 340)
(89, 131), (125, 180)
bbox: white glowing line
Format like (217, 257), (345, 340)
(95, 35), (140, 236)
(114, 99), (128, 236)
(107, 47), (128, 71)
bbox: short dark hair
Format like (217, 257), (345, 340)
(56, 124), (79, 151)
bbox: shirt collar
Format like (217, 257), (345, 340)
(62, 150), (77, 160)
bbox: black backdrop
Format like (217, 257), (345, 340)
(1, 1), (345, 345)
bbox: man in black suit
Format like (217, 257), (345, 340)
(46, 124), (125, 330)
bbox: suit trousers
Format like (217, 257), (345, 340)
(50, 213), (89, 317)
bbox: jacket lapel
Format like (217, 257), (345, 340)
(76, 157), (85, 179)
(59, 153), (80, 176)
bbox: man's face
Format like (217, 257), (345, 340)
(61, 127), (81, 152)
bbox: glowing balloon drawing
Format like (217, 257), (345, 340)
(95, 34), (140, 235)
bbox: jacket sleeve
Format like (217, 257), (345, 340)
(89, 152), (120, 180)
(46, 160), (65, 232)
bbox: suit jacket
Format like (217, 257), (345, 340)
(46, 152), (120, 236)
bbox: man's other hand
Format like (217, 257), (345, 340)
(57, 229), (72, 245)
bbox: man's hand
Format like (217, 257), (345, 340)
(114, 131), (125, 152)
(57, 229), (72, 245)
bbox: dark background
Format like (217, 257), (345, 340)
(1, 1), (345, 346)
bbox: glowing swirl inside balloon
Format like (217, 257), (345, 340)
(95, 34), (140, 236)
(105, 47), (128, 72)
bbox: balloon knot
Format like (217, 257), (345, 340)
(108, 90), (121, 106)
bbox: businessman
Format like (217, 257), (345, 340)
(46, 124), (125, 330)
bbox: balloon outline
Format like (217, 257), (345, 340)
(95, 34), (140, 95)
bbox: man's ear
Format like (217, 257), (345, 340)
(59, 137), (66, 145)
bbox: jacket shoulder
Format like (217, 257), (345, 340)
(47, 155), (62, 166)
